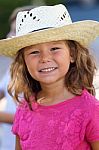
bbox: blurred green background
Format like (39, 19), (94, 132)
(0, 0), (61, 39)
(0, 0), (99, 39)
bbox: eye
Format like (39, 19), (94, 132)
(30, 50), (40, 55)
(50, 47), (60, 51)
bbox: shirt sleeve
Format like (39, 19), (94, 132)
(12, 100), (29, 136)
(86, 100), (99, 142)
(12, 105), (22, 136)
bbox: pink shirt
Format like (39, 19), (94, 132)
(12, 90), (99, 150)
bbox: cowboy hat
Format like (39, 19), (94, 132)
(0, 4), (99, 57)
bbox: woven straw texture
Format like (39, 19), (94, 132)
(0, 20), (99, 57)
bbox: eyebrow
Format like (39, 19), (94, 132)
(25, 41), (65, 51)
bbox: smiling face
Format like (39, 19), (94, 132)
(24, 40), (73, 86)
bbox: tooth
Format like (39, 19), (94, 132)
(41, 67), (55, 72)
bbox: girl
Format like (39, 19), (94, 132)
(0, 4), (99, 150)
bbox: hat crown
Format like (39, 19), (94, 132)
(16, 4), (72, 36)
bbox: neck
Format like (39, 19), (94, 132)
(37, 81), (74, 105)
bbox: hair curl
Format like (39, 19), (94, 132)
(8, 40), (96, 109)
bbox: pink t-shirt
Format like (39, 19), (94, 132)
(12, 90), (99, 150)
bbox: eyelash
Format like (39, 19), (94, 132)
(29, 47), (60, 55)
(50, 47), (60, 51)
(30, 51), (39, 55)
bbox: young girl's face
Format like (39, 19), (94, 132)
(24, 40), (73, 85)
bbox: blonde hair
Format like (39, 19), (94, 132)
(8, 40), (96, 109)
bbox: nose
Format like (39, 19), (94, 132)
(40, 50), (52, 63)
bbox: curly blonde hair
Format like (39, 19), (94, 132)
(8, 40), (96, 109)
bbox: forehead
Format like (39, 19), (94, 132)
(24, 40), (67, 50)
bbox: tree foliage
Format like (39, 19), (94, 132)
(0, 0), (31, 39)
(0, 0), (62, 39)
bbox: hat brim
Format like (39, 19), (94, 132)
(0, 20), (99, 57)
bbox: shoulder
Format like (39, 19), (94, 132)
(81, 89), (99, 118)
(15, 95), (36, 114)
(12, 99), (30, 135)
(16, 99), (31, 112)
(12, 99), (32, 130)
(82, 90), (99, 142)
(74, 89), (99, 120)
(81, 89), (99, 107)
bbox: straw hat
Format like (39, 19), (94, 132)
(0, 4), (99, 57)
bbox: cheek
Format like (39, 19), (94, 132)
(25, 56), (37, 67)
(26, 64), (37, 80)
(25, 57), (37, 74)
(57, 51), (71, 64)
(59, 54), (71, 71)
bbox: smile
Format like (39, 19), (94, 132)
(39, 67), (57, 72)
